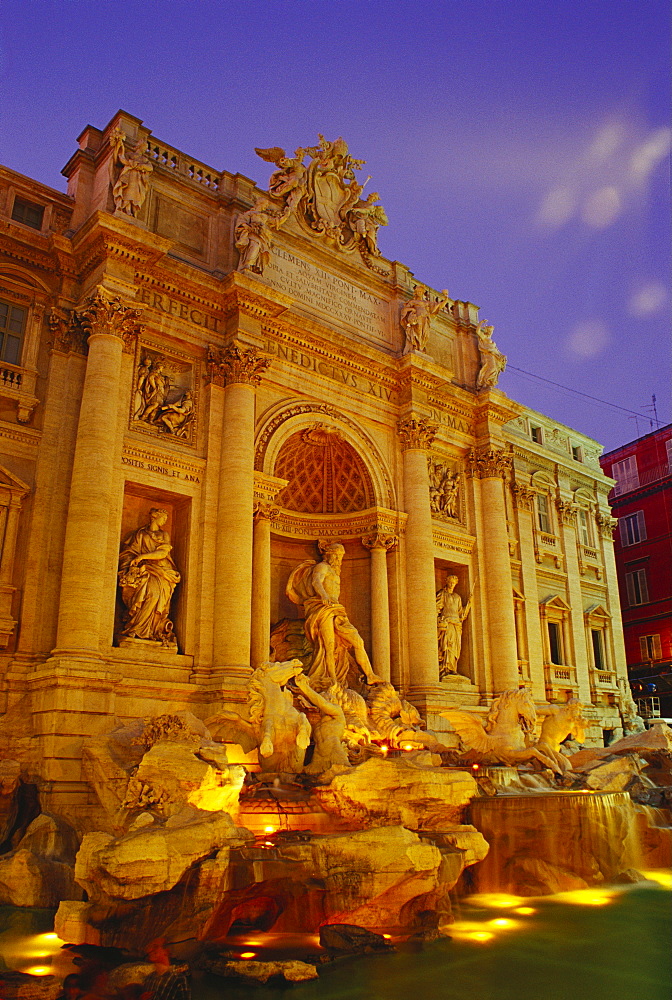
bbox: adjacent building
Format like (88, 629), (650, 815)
(600, 425), (672, 719)
(0, 111), (632, 822)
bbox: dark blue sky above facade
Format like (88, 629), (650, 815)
(1, 0), (668, 451)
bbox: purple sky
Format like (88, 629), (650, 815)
(1, 0), (668, 451)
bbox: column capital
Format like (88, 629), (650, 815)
(253, 500), (280, 521)
(595, 511), (618, 538)
(362, 531), (398, 552)
(396, 414), (438, 451)
(556, 498), (578, 525)
(510, 482), (536, 511)
(466, 446), (511, 479)
(75, 285), (145, 353)
(207, 344), (271, 387)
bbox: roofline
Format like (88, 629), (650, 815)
(601, 422), (672, 460)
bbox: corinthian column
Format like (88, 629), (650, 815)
(251, 500), (279, 668)
(362, 531), (398, 682)
(211, 345), (270, 673)
(468, 447), (519, 691)
(397, 415), (440, 688)
(55, 287), (143, 654)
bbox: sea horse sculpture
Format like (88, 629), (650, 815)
(441, 687), (563, 774)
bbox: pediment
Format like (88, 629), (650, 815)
(539, 594), (571, 612)
(0, 464), (30, 494)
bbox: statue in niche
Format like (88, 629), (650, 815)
(436, 575), (472, 678)
(109, 128), (153, 217)
(428, 460), (459, 519)
(294, 674), (350, 774)
(235, 197), (289, 275)
(117, 508), (180, 648)
(400, 285), (449, 354)
(475, 320), (507, 390)
(157, 391), (194, 438)
(255, 146), (308, 213)
(286, 541), (382, 692)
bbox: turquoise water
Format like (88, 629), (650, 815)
(193, 886), (671, 1000)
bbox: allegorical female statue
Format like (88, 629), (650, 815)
(117, 508), (180, 648)
(436, 575), (472, 678)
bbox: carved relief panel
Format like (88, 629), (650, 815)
(131, 344), (196, 446)
(428, 456), (463, 523)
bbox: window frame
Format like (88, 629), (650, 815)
(619, 510), (646, 547)
(639, 634), (662, 660)
(0, 298), (28, 367)
(625, 568), (649, 606)
(11, 196), (45, 231)
(612, 455), (639, 495)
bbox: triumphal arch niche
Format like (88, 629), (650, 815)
(0, 110), (629, 816)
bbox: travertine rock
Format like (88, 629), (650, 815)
(127, 740), (244, 816)
(314, 756), (478, 831)
(18, 813), (80, 865)
(580, 755), (642, 792)
(54, 900), (101, 945)
(75, 808), (252, 900)
(0, 971), (62, 1000)
(0, 760), (22, 849)
(568, 724), (672, 770)
(206, 959), (319, 983)
(319, 923), (394, 953)
(0, 848), (82, 907)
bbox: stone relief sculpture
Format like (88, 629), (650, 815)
(286, 541), (382, 691)
(400, 286), (449, 354)
(109, 127), (153, 217)
(428, 459), (459, 519)
(441, 687), (565, 773)
(475, 320), (507, 389)
(436, 576), (472, 678)
(117, 508), (180, 648)
(133, 354), (194, 440)
(235, 197), (289, 275)
(254, 136), (388, 269)
(207, 660), (311, 774)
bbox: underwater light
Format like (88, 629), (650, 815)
(25, 966), (51, 976)
(489, 918), (516, 929)
(469, 931), (494, 942)
(239, 952), (257, 959)
(263, 825), (276, 833)
(514, 906), (536, 915)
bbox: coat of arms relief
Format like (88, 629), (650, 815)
(235, 136), (388, 276)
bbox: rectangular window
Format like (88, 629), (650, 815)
(572, 445), (583, 462)
(536, 494), (550, 533)
(667, 438), (672, 473)
(639, 634), (662, 660)
(619, 511), (646, 546)
(548, 621), (562, 664)
(11, 196), (44, 230)
(530, 425), (543, 444)
(612, 456), (639, 495)
(591, 629), (605, 670)
(625, 568), (649, 606)
(578, 509), (592, 546)
(0, 299), (27, 366)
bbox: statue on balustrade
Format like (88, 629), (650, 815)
(436, 575), (471, 678)
(400, 286), (449, 354)
(255, 146), (308, 213)
(235, 197), (289, 275)
(117, 508), (180, 648)
(109, 128), (153, 217)
(286, 541), (382, 692)
(475, 320), (507, 389)
(345, 190), (388, 256)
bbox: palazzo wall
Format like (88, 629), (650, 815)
(0, 111), (629, 819)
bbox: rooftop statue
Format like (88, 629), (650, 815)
(400, 285), (449, 354)
(286, 541), (382, 692)
(117, 508), (180, 648)
(475, 320), (507, 389)
(109, 128), (153, 217)
(442, 687), (565, 774)
(235, 197), (289, 276)
(255, 136), (388, 267)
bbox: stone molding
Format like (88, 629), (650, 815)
(555, 498), (578, 526)
(253, 500), (280, 521)
(396, 415), (438, 451)
(206, 344), (270, 387)
(466, 447), (512, 480)
(361, 531), (398, 552)
(510, 482), (536, 511)
(75, 285), (145, 353)
(595, 511), (618, 539)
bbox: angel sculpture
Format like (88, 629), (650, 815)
(441, 687), (565, 774)
(255, 146), (307, 213)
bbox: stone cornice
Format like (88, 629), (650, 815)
(219, 270), (293, 320)
(269, 505), (406, 541)
(432, 523), (476, 554)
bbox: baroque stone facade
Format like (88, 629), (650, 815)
(0, 111), (628, 821)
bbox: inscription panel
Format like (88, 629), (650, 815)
(262, 247), (390, 342)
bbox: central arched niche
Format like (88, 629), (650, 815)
(274, 424), (376, 514)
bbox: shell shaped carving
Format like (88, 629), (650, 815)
(274, 424), (375, 514)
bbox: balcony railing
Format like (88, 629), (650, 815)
(145, 139), (221, 192)
(611, 464), (671, 496)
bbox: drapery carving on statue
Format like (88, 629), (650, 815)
(475, 320), (506, 390)
(117, 508), (180, 649)
(400, 286), (449, 354)
(254, 136), (388, 270)
(436, 575), (472, 678)
(206, 660), (311, 775)
(428, 458), (460, 519)
(285, 540), (382, 692)
(110, 128), (153, 217)
(75, 285), (144, 352)
(441, 688), (567, 774)
(133, 353), (194, 439)
(235, 197), (289, 276)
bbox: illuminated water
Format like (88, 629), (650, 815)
(2, 880), (670, 1000)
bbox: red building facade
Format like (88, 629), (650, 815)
(600, 425), (672, 718)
